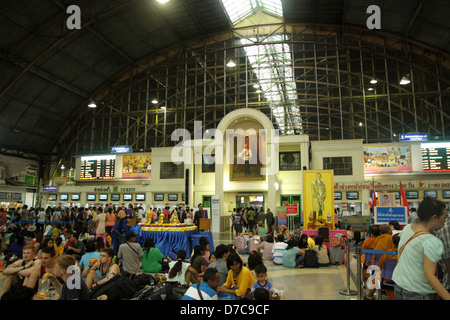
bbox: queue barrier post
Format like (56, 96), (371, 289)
(338, 240), (357, 297)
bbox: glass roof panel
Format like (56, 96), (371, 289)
(220, 0), (283, 25)
(240, 36), (301, 134)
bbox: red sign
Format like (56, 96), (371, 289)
(283, 203), (298, 215)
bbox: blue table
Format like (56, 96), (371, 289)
(129, 225), (214, 259)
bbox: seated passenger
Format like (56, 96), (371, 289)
(311, 236), (329, 267)
(257, 234), (274, 261)
(207, 244), (230, 286)
(47, 255), (90, 300)
(83, 248), (121, 290)
(118, 231), (143, 279)
(140, 237), (166, 273)
(64, 232), (86, 260)
(168, 250), (198, 286)
(185, 244), (207, 284)
(218, 252), (256, 298)
(25, 247), (56, 293)
(182, 268), (220, 300)
(282, 239), (306, 268)
(0, 245), (40, 297)
(79, 240), (101, 274)
(272, 235), (288, 265)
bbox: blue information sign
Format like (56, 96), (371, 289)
(400, 133), (428, 141)
(43, 186), (58, 192)
(110, 146), (131, 153)
(374, 206), (408, 225)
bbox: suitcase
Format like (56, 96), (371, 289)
(330, 245), (345, 265)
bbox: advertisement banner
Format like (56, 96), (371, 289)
(363, 145), (412, 173)
(122, 154), (152, 179)
(303, 170), (335, 230)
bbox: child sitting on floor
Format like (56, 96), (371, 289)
(251, 264), (274, 299)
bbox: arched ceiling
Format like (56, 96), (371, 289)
(0, 0), (449, 159)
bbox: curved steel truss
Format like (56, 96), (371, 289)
(55, 23), (450, 166)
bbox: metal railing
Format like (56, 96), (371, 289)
(339, 240), (398, 300)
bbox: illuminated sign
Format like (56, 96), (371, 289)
(422, 143), (450, 173)
(110, 146), (131, 153)
(80, 155), (116, 180)
(400, 134), (428, 141)
(43, 186), (58, 192)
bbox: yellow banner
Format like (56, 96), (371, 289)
(303, 170), (335, 230)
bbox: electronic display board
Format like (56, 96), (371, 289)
(422, 143), (450, 172)
(80, 155), (116, 180)
(71, 194), (80, 201)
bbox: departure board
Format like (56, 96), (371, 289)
(80, 155), (116, 180)
(422, 143), (450, 172)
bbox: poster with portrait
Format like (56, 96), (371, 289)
(302, 170), (335, 230)
(230, 131), (265, 181)
(363, 145), (412, 173)
(378, 192), (396, 207)
(122, 154), (152, 178)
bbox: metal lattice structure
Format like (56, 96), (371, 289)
(55, 23), (450, 168)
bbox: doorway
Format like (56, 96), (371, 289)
(235, 194), (264, 213)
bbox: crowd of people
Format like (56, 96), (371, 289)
(1, 196), (449, 301)
(0, 204), (282, 300)
(361, 197), (450, 300)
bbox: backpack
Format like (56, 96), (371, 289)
(303, 250), (319, 268)
(129, 273), (156, 293)
(131, 282), (185, 300)
(89, 275), (135, 300)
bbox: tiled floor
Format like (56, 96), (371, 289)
(212, 232), (356, 300)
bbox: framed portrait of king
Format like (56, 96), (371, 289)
(230, 131), (266, 181)
(302, 170), (335, 230)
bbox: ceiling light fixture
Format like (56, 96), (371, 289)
(226, 60), (236, 67)
(399, 74), (411, 85)
(370, 78), (378, 84)
(156, 0), (170, 3)
(151, 99), (158, 104)
(88, 99), (97, 108)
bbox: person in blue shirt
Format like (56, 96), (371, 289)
(251, 264), (274, 298)
(282, 239), (306, 268)
(182, 268), (220, 300)
(79, 240), (101, 277)
(111, 210), (127, 254)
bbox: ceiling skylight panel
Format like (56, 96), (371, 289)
(220, 0), (283, 26)
(260, 0), (283, 17)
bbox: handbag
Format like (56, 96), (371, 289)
(398, 230), (429, 259)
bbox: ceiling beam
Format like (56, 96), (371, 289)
(0, 0), (146, 102)
(404, 0), (425, 38)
